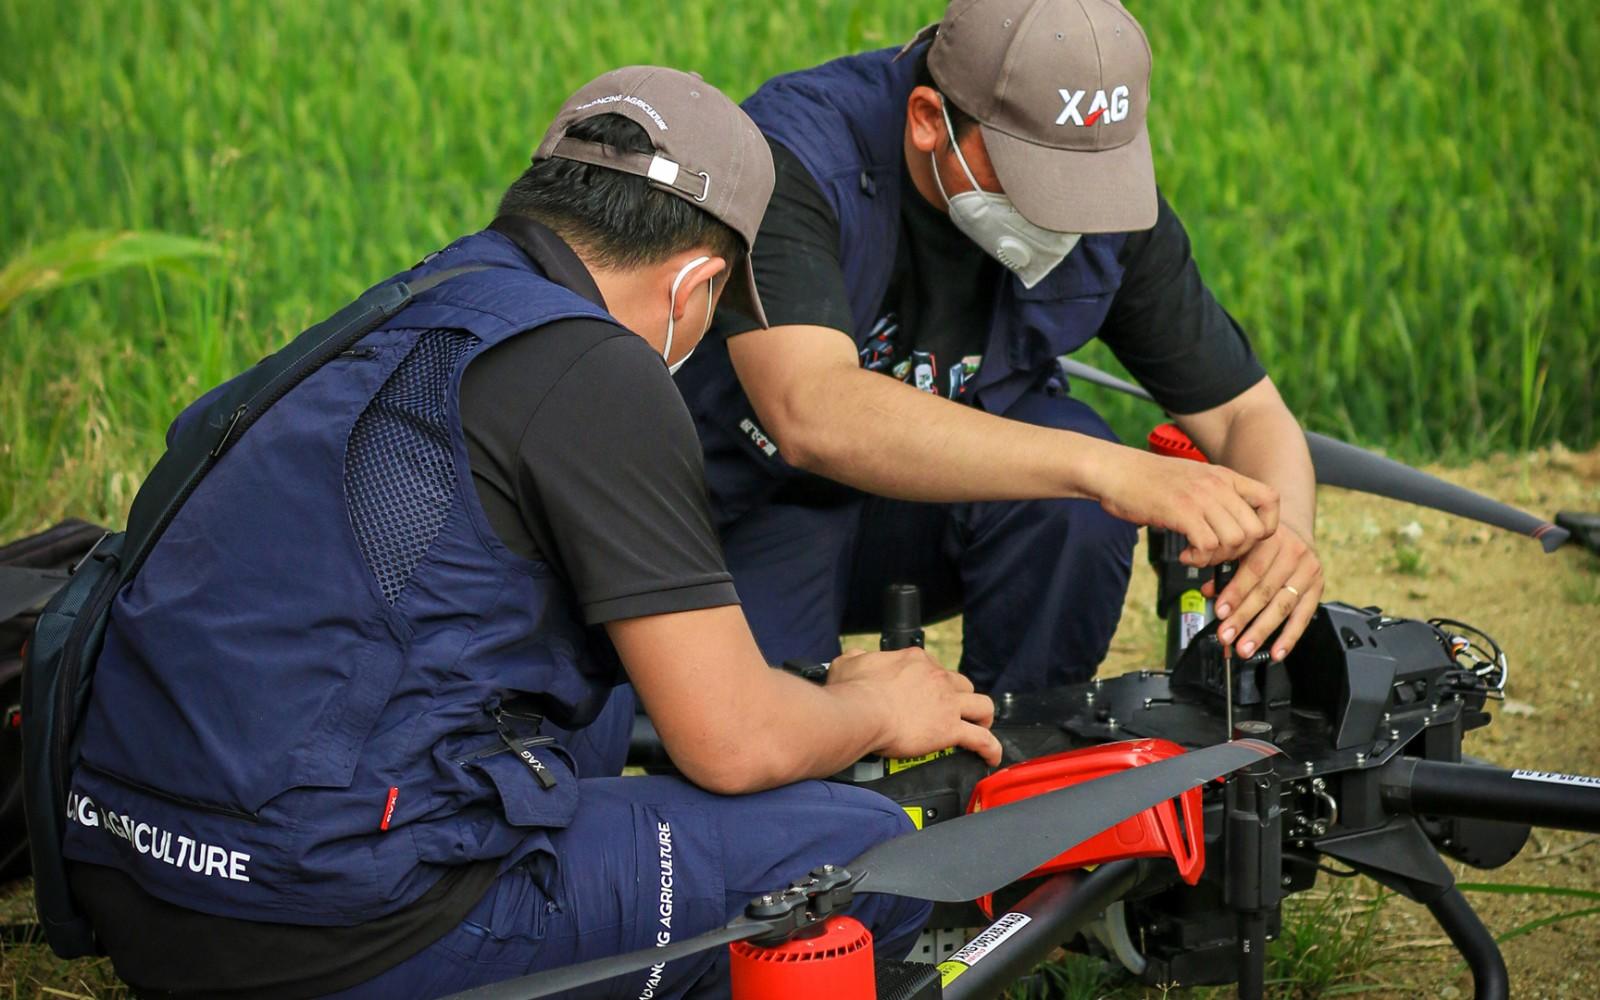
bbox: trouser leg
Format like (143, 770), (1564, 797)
(946, 392), (1136, 691)
(715, 497), (861, 666)
(325, 779), (928, 1000)
(547, 682), (636, 779)
(718, 392), (1134, 690)
(839, 391), (1136, 692)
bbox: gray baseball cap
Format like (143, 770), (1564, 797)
(909, 0), (1158, 233)
(535, 66), (773, 326)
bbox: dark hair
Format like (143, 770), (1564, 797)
(499, 113), (744, 270)
(913, 45), (978, 141)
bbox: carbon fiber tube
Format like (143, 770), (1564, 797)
(1056, 358), (1570, 552)
(1382, 759), (1600, 833)
(939, 860), (1143, 1000)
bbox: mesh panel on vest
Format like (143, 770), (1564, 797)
(345, 329), (478, 604)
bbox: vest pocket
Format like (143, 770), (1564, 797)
(465, 746), (578, 829)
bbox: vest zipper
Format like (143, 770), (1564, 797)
(79, 762), (261, 822)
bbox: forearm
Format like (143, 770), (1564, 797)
(1177, 378), (1315, 540)
(775, 363), (1122, 503)
(704, 670), (893, 791)
(608, 608), (891, 793)
(1210, 407), (1315, 539)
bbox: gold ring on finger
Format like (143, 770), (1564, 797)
(1284, 585), (1301, 597)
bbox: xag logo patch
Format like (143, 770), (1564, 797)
(1056, 86), (1131, 126)
(739, 417), (778, 458)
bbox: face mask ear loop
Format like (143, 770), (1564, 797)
(663, 255), (712, 367)
(940, 97), (986, 194)
(702, 270), (714, 336)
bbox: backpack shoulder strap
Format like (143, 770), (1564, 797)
(122, 263), (490, 578)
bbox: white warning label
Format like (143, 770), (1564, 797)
(946, 912), (1031, 968)
(1511, 769), (1600, 789)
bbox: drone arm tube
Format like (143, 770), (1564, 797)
(938, 860), (1144, 1000)
(1422, 886), (1510, 1000)
(1381, 758), (1600, 834)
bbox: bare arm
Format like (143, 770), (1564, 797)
(729, 324), (1280, 565)
(606, 605), (1001, 795)
(1176, 376), (1315, 538)
(1176, 376), (1325, 660)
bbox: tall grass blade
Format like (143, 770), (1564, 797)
(0, 231), (222, 316)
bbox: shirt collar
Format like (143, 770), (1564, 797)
(488, 214), (608, 310)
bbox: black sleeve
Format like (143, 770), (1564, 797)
(1098, 191), (1268, 415)
(715, 138), (855, 338)
(460, 323), (738, 624)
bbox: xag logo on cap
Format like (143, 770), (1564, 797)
(1056, 86), (1131, 127)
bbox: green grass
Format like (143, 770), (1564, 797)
(0, 0), (1596, 995)
(2, 0), (1598, 539)
(998, 877), (1399, 1000)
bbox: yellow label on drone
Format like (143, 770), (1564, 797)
(938, 960), (969, 987)
(902, 805), (924, 829)
(886, 748), (956, 774)
(1180, 590), (1206, 615)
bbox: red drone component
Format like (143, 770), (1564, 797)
(968, 738), (1205, 918)
(730, 914), (875, 1000)
(1147, 422), (1208, 463)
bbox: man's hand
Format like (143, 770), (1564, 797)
(829, 647), (1003, 766)
(1205, 523), (1323, 662)
(1091, 449), (1280, 567)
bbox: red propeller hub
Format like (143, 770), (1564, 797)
(730, 914), (875, 1000)
(1147, 423), (1208, 463)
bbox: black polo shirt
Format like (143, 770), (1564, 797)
(717, 141), (1265, 415)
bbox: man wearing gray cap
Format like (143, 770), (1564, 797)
(62, 67), (988, 999)
(677, 0), (1323, 692)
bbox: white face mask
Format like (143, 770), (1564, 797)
(931, 101), (1082, 289)
(662, 255), (712, 375)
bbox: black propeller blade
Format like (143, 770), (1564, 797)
(438, 739), (1278, 1000)
(1058, 358), (1571, 553)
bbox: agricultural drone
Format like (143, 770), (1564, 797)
(445, 362), (1600, 1000)
(3, 363), (1597, 1000)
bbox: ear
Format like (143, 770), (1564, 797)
(669, 254), (728, 323)
(906, 85), (949, 155)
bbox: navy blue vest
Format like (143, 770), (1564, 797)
(678, 46), (1130, 524)
(63, 231), (622, 924)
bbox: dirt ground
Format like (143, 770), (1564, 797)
(919, 444), (1600, 997)
(3, 447), (1596, 997)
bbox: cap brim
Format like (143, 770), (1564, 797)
(724, 254), (769, 329)
(981, 123), (1158, 234)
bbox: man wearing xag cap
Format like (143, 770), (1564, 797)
(676, 0), (1324, 691)
(62, 66), (995, 999)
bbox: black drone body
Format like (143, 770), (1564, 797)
(833, 534), (1599, 1000)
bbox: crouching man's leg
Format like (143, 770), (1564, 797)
(841, 391), (1136, 693)
(325, 778), (927, 1000)
(951, 391), (1138, 692)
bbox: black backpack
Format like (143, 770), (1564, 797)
(0, 520), (109, 886)
(21, 264), (485, 956)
